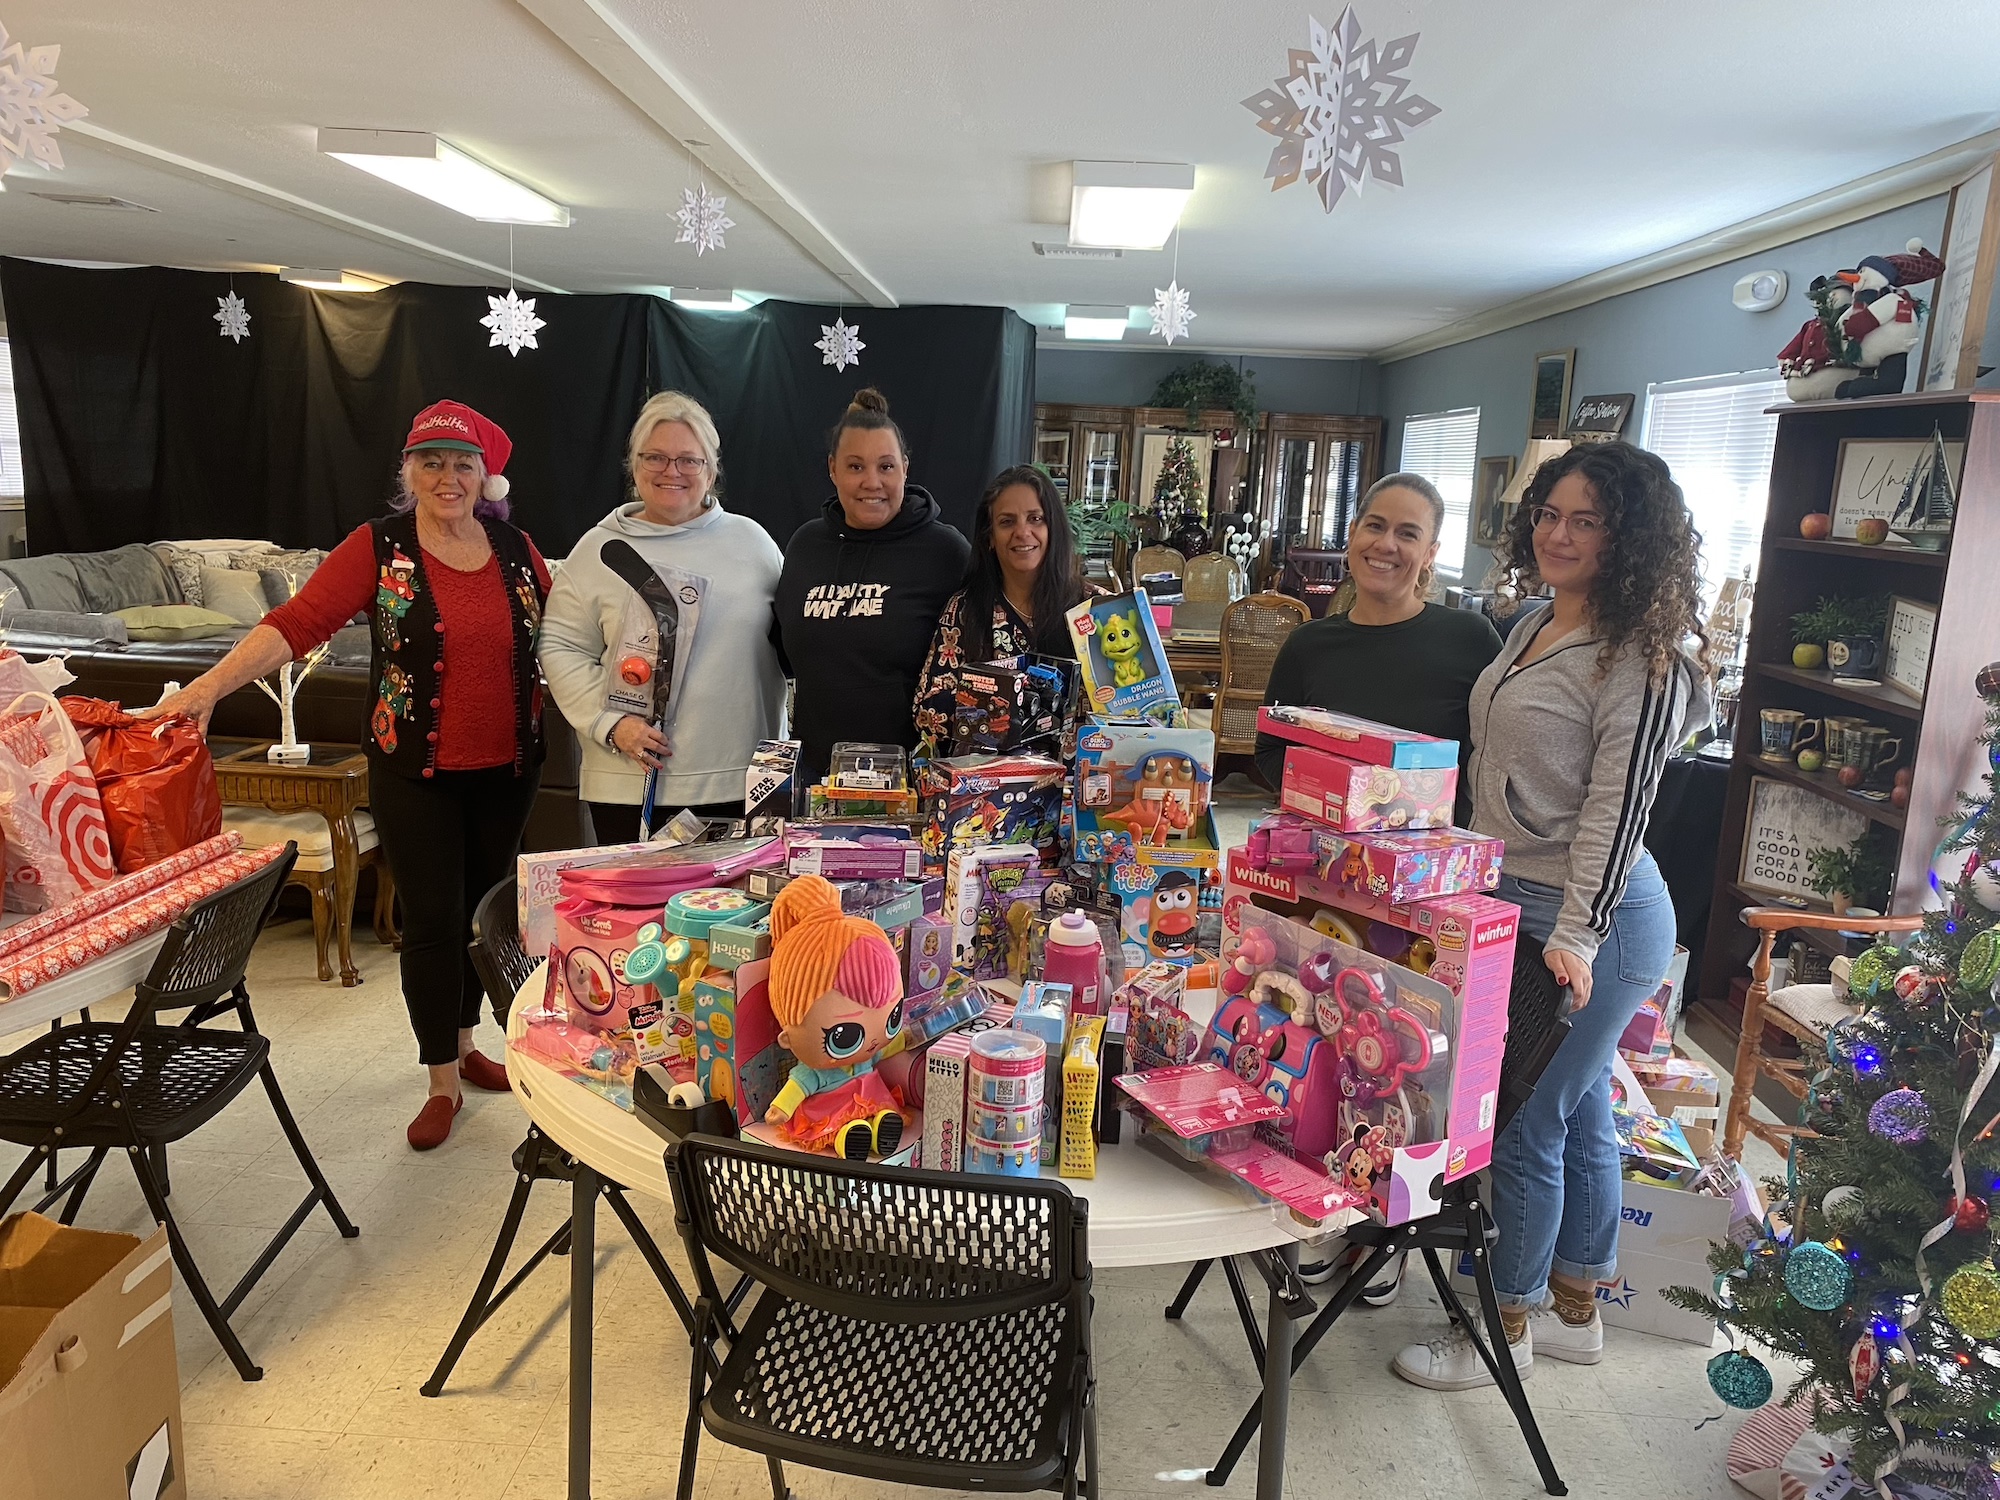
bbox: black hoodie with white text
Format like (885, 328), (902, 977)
(773, 485), (971, 783)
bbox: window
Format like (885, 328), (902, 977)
(1398, 408), (1479, 578)
(0, 339), (21, 501)
(1640, 371), (1786, 617)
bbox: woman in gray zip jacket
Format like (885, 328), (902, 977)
(1394, 442), (1713, 1392)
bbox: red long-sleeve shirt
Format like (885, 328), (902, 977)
(265, 523), (552, 771)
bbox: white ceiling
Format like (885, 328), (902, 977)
(5, 0), (2000, 355)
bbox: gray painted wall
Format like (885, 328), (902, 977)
(1035, 345), (1371, 415)
(1373, 196), (2000, 581)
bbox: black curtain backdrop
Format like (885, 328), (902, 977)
(2, 259), (1035, 559)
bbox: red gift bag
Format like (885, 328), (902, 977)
(61, 697), (223, 875)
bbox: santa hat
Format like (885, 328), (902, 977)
(403, 400), (513, 503)
(1858, 240), (1945, 289)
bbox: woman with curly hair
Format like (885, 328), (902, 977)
(1394, 440), (1713, 1392)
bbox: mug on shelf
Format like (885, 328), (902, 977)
(1848, 724), (1903, 778)
(1759, 708), (1821, 762)
(1824, 715), (1867, 769)
(1827, 634), (1882, 679)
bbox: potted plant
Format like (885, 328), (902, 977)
(1790, 594), (1887, 676)
(1804, 831), (1896, 915)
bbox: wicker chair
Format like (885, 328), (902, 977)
(1213, 593), (1309, 781)
(1130, 545), (1186, 595)
(1175, 553), (1244, 637)
(1721, 906), (1923, 1160)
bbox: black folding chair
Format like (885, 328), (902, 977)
(423, 874), (709, 1398)
(666, 1132), (1098, 1500)
(1176, 943), (1574, 1496)
(0, 845), (359, 1382)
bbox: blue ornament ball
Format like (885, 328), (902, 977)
(1867, 1087), (1932, 1144)
(1783, 1240), (1854, 1311)
(1707, 1350), (1773, 1409)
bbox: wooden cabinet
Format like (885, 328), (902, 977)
(1696, 390), (2000, 1022)
(1259, 413), (1383, 553)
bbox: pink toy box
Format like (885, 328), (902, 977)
(517, 835), (780, 959)
(1279, 743), (1456, 833)
(1114, 1062), (1288, 1140)
(1244, 810), (1502, 906)
(784, 823), (924, 880)
(1223, 847), (1516, 1187)
(1258, 705), (1457, 769)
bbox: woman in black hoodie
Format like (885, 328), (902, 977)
(776, 389), (971, 784)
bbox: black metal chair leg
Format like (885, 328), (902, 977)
(56, 1146), (109, 1224)
(256, 1064), (358, 1237)
(423, 1141), (545, 1397)
(676, 1302), (710, 1500)
(765, 1455), (788, 1500)
(126, 1141), (263, 1381)
(148, 1142), (170, 1198)
(602, 1183), (698, 1335)
(1165, 1257), (1212, 1319)
(1220, 1255), (1266, 1367)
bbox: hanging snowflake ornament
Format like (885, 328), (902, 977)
(1242, 8), (1441, 213)
(816, 316), (865, 372)
(480, 289), (545, 357)
(0, 21), (89, 171)
(675, 182), (734, 257)
(1150, 280), (1196, 345)
(214, 291), (251, 344)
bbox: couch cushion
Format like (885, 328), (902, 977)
(152, 544), (203, 606)
(0, 554), (87, 613)
(68, 544), (180, 612)
(201, 565), (270, 625)
(222, 808), (378, 873)
(112, 604), (242, 641)
(0, 604), (130, 644)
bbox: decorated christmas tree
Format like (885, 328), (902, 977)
(1672, 661), (2000, 1497)
(1152, 435), (1206, 520)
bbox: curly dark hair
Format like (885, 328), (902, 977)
(1498, 441), (1711, 683)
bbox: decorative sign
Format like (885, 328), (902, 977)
(1738, 776), (1867, 903)
(1883, 594), (1938, 701)
(1529, 349), (1574, 441)
(1567, 393), (1634, 435)
(1920, 155), (1999, 391)
(1829, 438), (1965, 540)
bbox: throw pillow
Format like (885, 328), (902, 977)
(111, 604), (242, 642)
(201, 565), (270, 626)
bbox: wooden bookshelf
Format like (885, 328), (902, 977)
(1698, 389), (2000, 1027)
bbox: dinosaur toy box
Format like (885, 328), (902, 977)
(1070, 720), (1216, 857)
(1065, 589), (1181, 723)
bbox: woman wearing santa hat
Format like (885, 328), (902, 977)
(149, 400), (552, 1151)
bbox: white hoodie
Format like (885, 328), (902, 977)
(540, 501), (785, 807)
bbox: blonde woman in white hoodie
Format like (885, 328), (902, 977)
(539, 391), (785, 842)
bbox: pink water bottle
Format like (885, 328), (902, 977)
(1042, 910), (1106, 1016)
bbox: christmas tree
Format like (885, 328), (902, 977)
(1671, 661), (2000, 1497)
(1152, 435), (1206, 520)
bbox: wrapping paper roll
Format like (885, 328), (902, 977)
(0, 832), (244, 963)
(0, 842), (284, 1002)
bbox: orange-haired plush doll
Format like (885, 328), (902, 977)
(764, 874), (908, 1159)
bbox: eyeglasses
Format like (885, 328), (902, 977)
(637, 452), (709, 474)
(1528, 505), (1606, 539)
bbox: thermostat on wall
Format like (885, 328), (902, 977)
(1732, 270), (1788, 312)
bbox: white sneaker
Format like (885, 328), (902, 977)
(1391, 1321), (1532, 1391)
(1529, 1305), (1603, 1365)
(1296, 1255), (1338, 1286)
(1359, 1250), (1406, 1307)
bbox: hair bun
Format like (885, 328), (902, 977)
(847, 387), (890, 417)
(770, 873), (843, 943)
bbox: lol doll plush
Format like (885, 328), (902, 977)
(763, 875), (908, 1159)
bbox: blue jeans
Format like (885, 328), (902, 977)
(1488, 852), (1676, 1310)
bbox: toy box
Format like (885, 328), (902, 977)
(906, 912), (952, 994)
(1115, 1062), (1289, 1143)
(517, 836), (779, 959)
(1071, 720), (1216, 854)
(708, 914), (770, 970)
(745, 739), (800, 823)
(916, 753), (1066, 875)
(922, 1033), (974, 1171)
(943, 844), (1053, 979)
(1065, 589), (1182, 723)
(687, 957), (778, 1125)
(1222, 847), (1517, 1185)
(948, 655), (1075, 756)
(1100, 854), (1222, 971)
(783, 823), (924, 880)
(1246, 811), (1503, 907)
(1258, 705), (1458, 770)
(1279, 744), (1456, 833)
(806, 785), (919, 820)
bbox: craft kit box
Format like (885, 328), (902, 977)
(1258, 705), (1458, 769)
(1070, 720), (1216, 859)
(1065, 589), (1182, 723)
(916, 753), (1066, 875)
(1279, 743), (1457, 834)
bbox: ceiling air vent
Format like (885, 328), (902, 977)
(1033, 241), (1122, 260)
(29, 191), (158, 212)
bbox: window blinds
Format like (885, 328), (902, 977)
(1641, 373), (1786, 616)
(0, 340), (21, 500)
(1398, 407), (1479, 578)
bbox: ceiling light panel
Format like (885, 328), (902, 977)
(317, 129), (570, 227)
(1068, 161), (1195, 250)
(668, 287), (749, 310)
(1063, 305), (1131, 341)
(279, 267), (384, 291)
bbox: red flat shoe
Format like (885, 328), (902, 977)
(459, 1050), (512, 1093)
(407, 1093), (462, 1151)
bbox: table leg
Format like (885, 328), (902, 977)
(325, 810), (361, 987)
(570, 1160), (597, 1500)
(1256, 1241), (1297, 1500)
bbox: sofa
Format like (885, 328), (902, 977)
(0, 542), (585, 851)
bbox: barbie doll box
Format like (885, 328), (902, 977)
(1258, 705), (1458, 770)
(1278, 743), (1457, 833)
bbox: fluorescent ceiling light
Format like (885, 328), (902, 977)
(317, 128), (569, 227)
(1069, 161), (1194, 250)
(1064, 305), (1130, 342)
(279, 267), (385, 291)
(1033, 241), (1122, 260)
(668, 287), (749, 311)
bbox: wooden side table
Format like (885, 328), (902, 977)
(211, 741), (394, 987)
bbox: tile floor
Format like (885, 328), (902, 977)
(0, 779), (1797, 1499)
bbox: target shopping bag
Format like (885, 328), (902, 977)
(0, 689), (119, 911)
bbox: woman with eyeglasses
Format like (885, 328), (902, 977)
(1392, 441), (1713, 1393)
(540, 391), (785, 842)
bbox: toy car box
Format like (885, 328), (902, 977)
(948, 655), (1076, 756)
(1071, 720), (1216, 855)
(1279, 743), (1456, 833)
(1065, 589), (1181, 723)
(916, 753), (1066, 876)
(1258, 705), (1458, 769)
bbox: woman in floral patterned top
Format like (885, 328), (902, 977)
(913, 465), (1087, 760)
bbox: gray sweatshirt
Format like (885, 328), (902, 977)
(539, 501), (785, 807)
(1467, 611), (1713, 963)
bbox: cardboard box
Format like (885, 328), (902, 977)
(1070, 720), (1216, 856)
(916, 754), (1066, 876)
(1279, 744), (1457, 833)
(1257, 705), (1458, 769)
(1597, 1179), (1734, 1344)
(1065, 589), (1182, 723)
(922, 1034), (973, 1172)
(0, 1214), (186, 1500)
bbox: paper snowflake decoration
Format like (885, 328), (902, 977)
(1243, 8), (1441, 213)
(481, 289), (545, 357)
(1150, 280), (1195, 345)
(675, 182), (734, 256)
(214, 291), (251, 343)
(816, 316), (865, 372)
(0, 22), (88, 170)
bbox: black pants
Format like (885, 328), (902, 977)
(584, 798), (741, 846)
(373, 763), (541, 1066)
